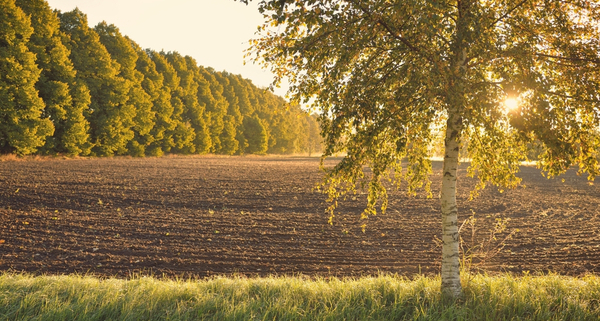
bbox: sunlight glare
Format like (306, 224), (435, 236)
(504, 98), (519, 111)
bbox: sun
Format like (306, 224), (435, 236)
(504, 97), (519, 111)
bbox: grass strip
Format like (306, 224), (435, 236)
(0, 272), (599, 320)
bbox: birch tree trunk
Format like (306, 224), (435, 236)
(440, 0), (469, 296)
(440, 106), (463, 298)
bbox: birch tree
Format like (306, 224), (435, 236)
(244, 0), (600, 298)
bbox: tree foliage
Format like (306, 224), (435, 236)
(136, 48), (176, 157)
(0, 0), (53, 155)
(16, 0), (91, 156)
(95, 22), (154, 157)
(58, 9), (135, 156)
(243, 114), (268, 154)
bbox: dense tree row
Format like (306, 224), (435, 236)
(0, 0), (321, 156)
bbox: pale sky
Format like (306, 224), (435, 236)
(45, 0), (287, 97)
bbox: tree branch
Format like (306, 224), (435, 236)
(535, 53), (600, 65)
(544, 90), (600, 104)
(350, 0), (437, 65)
(487, 0), (530, 29)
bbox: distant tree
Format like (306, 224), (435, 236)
(248, 85), (276, 149)
(259, 91), (305, 154)
(197, 66), (230, 153)
(228, 73), (255, 117)
(150, 50), (195, 154)
(95, 22), (154, 157)
(241, 76), (260, 115)
(243, 115), (268, 154)
(0, 0), (54, 155)
(215, 72), (247, 153)
(210, 71), (241, 127)
(305, 113), (322, 156)
(269, 112), (297, 154)
(220, 115), (239, 155)
(58, 9), (135, 156)
(15, 0), (91, 156)
(169, 53), (211, 154)
(137, 49), (176, 156)
(250, 84), (269, 120)
(247, 0), (600, 298)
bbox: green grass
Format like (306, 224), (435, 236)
(1, 272), (599, 320)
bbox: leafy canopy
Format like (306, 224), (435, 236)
(0, 0), (54, 155)
(247, 0), (600, 221)
(18, 0), (94, 156)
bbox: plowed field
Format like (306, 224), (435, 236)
(1, 156), (599, 278)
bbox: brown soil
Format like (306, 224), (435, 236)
(0, 156), (599, 279)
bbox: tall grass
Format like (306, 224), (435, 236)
(1, 272), (598, 320)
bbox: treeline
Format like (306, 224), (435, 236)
(0, 0), (321, 156)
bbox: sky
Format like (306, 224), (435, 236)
(44, 0), (287, 97)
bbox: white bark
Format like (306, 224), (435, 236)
(440, 108), (463, 298)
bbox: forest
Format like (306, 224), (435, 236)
(0, 0), (322, 157)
